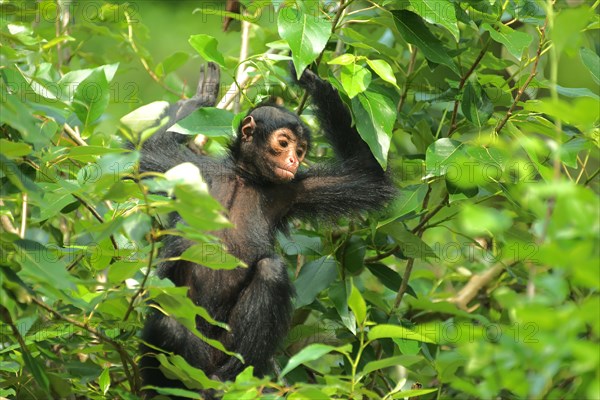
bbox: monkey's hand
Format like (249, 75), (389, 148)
(194, 62), (221, 106)
(174, 63), (221, 122)
(289, 62), (323, 93)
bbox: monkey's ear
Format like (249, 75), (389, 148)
(241, 116), (255, 141)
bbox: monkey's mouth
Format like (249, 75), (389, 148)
(274, 167), (295, 181)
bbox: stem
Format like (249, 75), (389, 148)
(447, 41), (489, 137)
(495, 20), (548, 135)
(397, 46), (418, 113)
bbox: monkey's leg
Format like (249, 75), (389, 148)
(213, 257), (293, 380)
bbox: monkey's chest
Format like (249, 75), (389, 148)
(209, 180), (284, 263)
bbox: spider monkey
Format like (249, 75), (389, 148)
(137, 62), (395, 396)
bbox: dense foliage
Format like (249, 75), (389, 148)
(1, 0), (598, 399)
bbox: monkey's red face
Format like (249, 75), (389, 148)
(267, 128), (307, 182)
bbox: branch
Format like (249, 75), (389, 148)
(447, 41), (489, 137)
(448, 263), (508, 310)
(495, 21), (548, 135)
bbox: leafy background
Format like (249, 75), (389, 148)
(1, 0), (599, 399)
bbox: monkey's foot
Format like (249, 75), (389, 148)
(196, 62), (221, 106)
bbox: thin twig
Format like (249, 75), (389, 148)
(63, 123), (87, 147)
(233, 18), (251, 114)
(447, 41), (490, 137)
(495, 21), (548, 135)
(19, 193), (27, 238)
(397, 46), (418, 113)
(124, 10), (183, 97)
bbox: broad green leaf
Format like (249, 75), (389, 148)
(120, 101), (170, 133)
(278, 6), (332, 78)
(460, 204), (513, 235)
(280, 343), (351, 377)
(0, 139), (31, 158)
(482, 23), (532, 60)
(180, 243), (242, 270)
(409, 0), (459, 41)
(425, 138), (465, 177)
(328, 54), (356, 65)
(351, 90), (396, 169)
(368, 324), (438, 344)
(461, 80), (493, 127)
(73, 69), (110, 125)
(348, 283), (367, 324)
(170, 108), (235, 137)
(14, 240), (75, 292)
(379, 184), (429, 226)
(155, 354), (221, 390)
(329, 280), (356, 334)
(99, 368), (110, 395)
(156, 51), (190, 77)
(294, 256), (338, 308)
(580, 48), (600, 85)
(149, 288), (236, 357)
(366, 263), (405, 293)
(381, 223), (436, 259)
(393, 10), (459, 75)
(188, 34), (226, 67)
(361, 355), (422, 375)
(366, 59), (399, 88)
(340, 63), (372, 98)
(391, 388), (438, 398)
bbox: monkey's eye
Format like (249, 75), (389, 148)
(279, 140), (288, 148)
(296, 150), (304, 157)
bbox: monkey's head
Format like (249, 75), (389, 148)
(230, 105), (311, 183)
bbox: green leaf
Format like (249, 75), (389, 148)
(340, 63), (372, 98)
(409, 0), (459, 42)
(99, 368), (110, 395)
(180, 243), (242, 270)
(482, 23), (532, 60)
(391, 388), (438, 398)
(188, 34), (226, 67)
(280, 343), (351, 377)
(278, 6), (332, 78)
(379, 184), (429, 226)
(155, 354), (221, 390)
(328, 54), (356, 65)
(460, 204), (513, 235)
(366, 59), (399, 88)
(393, 10), (459, 75)
(368, 324), (438, 344)
(73, 69), (110, 125)
(170, 107), (235, 137)
(294, 257), (338, 308)
(351, 90), (396, 169)
(461, 81), (493, 127)
(0, 139), (32, 158)
(348, 283), (367, 324)
(580, 48), (600, 85)
(425, 138), (465, 177)
(366, 263), (405, 293)
(156, 51), (190, 77)
(361, 355), (422, 375)
(120, 101), (170, 134)
(381, 223), (436, 259)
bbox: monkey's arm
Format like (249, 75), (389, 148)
(295, 68), (380, 169)
(287, 165), (396, 220)
(136, 63), (221, 175)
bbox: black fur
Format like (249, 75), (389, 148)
(137, 63), (395, 398)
